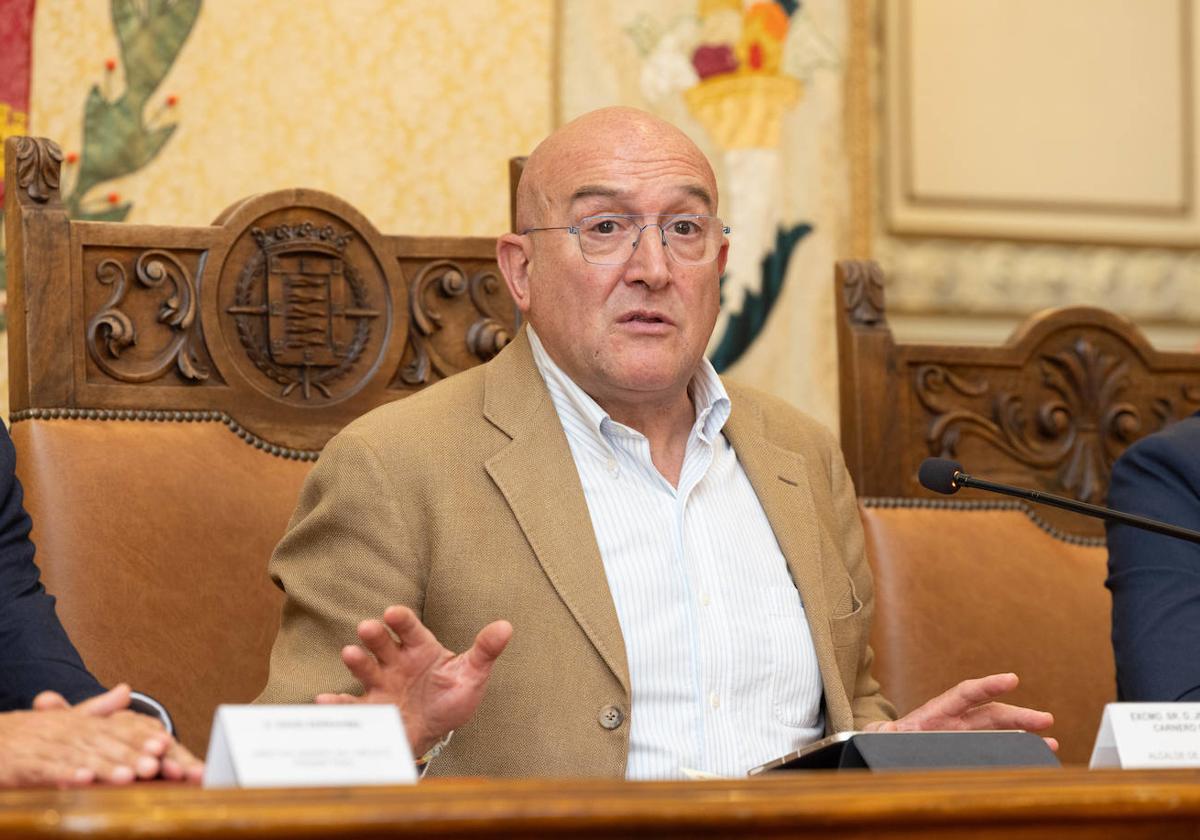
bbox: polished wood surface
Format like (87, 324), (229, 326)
(1, 769), (1199, 838)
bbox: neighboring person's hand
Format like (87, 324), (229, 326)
(315, 605), (512, 756)
(32, 686), (204, 782)
(863, 673), (1059, 751)
(0, 683), (191, 788)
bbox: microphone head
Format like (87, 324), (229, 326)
(919, 458), (964, 495)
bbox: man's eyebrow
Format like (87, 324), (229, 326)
(568, 186), (621, 205)
(682, 184), (715, 212)
(567, 184), (716, 211)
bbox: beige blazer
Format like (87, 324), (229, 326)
(257, 330), (894, 776)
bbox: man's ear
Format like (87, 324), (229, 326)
(715, 236), (730, 277)
(496, 233), (533, 314)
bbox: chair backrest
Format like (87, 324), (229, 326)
(832, 260), (1197, 763)
(835, 259), (1200, 539)
(3, 136), (519, 754)
(860, 500), (1111, 765)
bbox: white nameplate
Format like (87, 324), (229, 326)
(1090, 703), (1200, 769)
(203, 704), (416, 788)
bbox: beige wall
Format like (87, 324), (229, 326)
(870, 0), (1200, 351)
(15, 0), (1198, 423)
(29, 0), (555, 236)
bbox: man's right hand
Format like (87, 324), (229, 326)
(314, 605), (512, 756)
(0, 684), (176, 788)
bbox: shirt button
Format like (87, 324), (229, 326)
(709, 692), (720, 710)
(598, 704), (625, 730)
(605, 457), (618, 475)
(700, 593), (711, 607)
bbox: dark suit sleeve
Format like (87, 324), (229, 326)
(0, 423), (105, 710)
(1106, 416), (1200, 702)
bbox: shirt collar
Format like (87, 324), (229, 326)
(526, 325), (731, 447)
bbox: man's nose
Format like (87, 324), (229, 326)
(626, 224), (672, 288)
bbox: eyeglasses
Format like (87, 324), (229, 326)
(522, 214), (730, 266)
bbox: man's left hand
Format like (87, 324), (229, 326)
(863, 673), (1058, 751)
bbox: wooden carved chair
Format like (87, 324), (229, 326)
(835, 259), (1200, 764)
(3, 136), (519, 755)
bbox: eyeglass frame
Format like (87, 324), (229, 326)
(521, 213), (731, 266)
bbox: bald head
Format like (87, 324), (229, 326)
(515, 107), (718, 231)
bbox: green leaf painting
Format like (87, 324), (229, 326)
(67, 0), (201, 221)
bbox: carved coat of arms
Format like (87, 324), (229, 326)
(227, 222), (380, 400)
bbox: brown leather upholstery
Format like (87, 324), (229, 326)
(3, 135), (518, 756)
(12, 419), (311, 753)
(860, 500), (1114, 766)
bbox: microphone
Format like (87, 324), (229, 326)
(918, 457), (1200, 546)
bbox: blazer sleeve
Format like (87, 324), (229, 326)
(0, 423), (105, 710)
(1106, 416), (1200, 701)
(256, 429), (428, 704)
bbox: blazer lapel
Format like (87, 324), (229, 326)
(482, 332), (630, 694)
(723, 400), (854, 731)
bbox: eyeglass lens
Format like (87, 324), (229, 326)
(576, 215), (723, 265)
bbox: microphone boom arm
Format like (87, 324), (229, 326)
(955, 471), (1200, 546)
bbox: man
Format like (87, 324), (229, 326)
(1107, 411), (1200, 701)
(0, 422), (202, 786)
(259, 107), (1052, 777)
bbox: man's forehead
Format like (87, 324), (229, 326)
(565, 182), (716, 212)
(517, 107), (720, 227)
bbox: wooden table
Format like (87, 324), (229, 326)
(1, 767), (1199, 838)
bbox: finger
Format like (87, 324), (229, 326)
(97, 762), (137, 785)
(140, 732), (172, 757)
(1044, 737), (1059, 752)
(33, 691), (70, 711)
(314, 692), (359, 705)
(341, 644), (384, 689)
(76, 684), (134, 717)
(64, 767), (96, 788)
(464, 620), (513, 673)
(382, 605), (440, 651)
(79, 712), (170, 774)
(76, 727), (153, 780)
(186, 761), (205, 783)
(159, 757), (202, 783)
(926, 673), (1019, 720)
(73, 747), (136, 786)
(160, 740), (203, 781)
(959, 701), (1054, 733)
(160, 757), (184, 781)
(357, 619), (403, 667)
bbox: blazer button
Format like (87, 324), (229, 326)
(598, 704), (625, 730)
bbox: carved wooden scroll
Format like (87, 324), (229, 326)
(4, 135), (519, 453)
(836, 259), (1200, 538)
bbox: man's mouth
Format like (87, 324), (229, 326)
(619, 311), (673, 326)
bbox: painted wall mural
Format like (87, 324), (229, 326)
(561, 0), (848, 429)
(2, 0), (554, 418)
(66, 0), (200, 222)
(0, 0), (37, 297)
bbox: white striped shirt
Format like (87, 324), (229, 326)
(527, 327), (824, 780)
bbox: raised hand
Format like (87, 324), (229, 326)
(864, 673), (1058, 751)
(315, 605), (512, 756)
